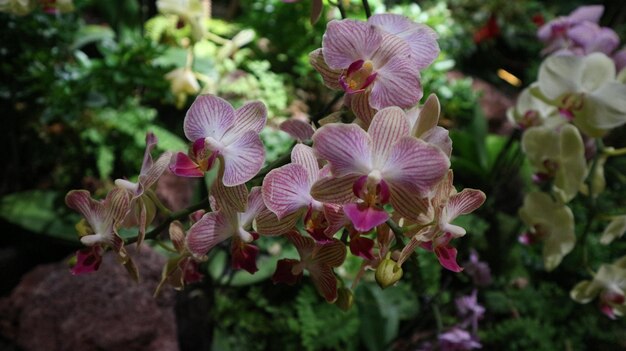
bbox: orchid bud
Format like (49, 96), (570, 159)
(375, 254), (403, 289)
(335, 287), (354, 311)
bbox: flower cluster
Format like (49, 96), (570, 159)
(65, 14), (485, 305)
(510, 4), (626, 318)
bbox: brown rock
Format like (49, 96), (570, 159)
(0, 246), (178, 351)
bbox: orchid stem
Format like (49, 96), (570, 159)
(361, 0), (371, 18)
(125, 198), (211, 245)
(336, 0), (346, 19)
(580, 138), (602, 271)
(604, 146), (626, 157)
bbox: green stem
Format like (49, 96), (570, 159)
(580, 139), (603, 271)
(146, 189), (172, 217)
(336, 0), (347, 19)
(361, 0), (371, 18)
(125, 198), (211, 245)
(385, 218), (405, 249)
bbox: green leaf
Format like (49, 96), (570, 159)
(0, 190), (79, 242)
(150, 125), (188, 152)
(97, 144), (115, 179)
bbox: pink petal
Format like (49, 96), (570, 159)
(310, 175), (360, 204)
(231, 240), (259, 274)
(382, 136), (449, 194)
(309, 48), (343, 90)
(312, 123), (372, 177)
(323, 203), (346, 237)
(186, 212), (232, 258)
(370, 55), (422, 109)
(343, 202), (389, 233)
(291, 144), (320, 185)
(65, 190), (105, 227)
(183, 94), (235, 142)
(368, 14), (439, 69)
(322, 19), (382, 69)
(140, 132), (158, 175)
(349, 91), (377, 127)
(262, 164), (312, 220)
(138, 151), (172, 193)
(434, 244), (463, 272)
(446, 189), (486, 222)
(221, 130), (265, 186)
(170, 152), (204, 177)
(349, 235), (375, 260)
(368, 107), (410, 162)
(280, 119), (316, 142)
(272, 258), (302, 285)
(241, 186), (266, 226)
(70, 247), (103, 275)
(104, 188), (131, 224)
(234, 101), (267, 134)
(568, 5), (604, 23)
(421, 126), (452, 157)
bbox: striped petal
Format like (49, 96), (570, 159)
(255, 208), (302, 236)
(140, 132), (158, 175)
(286, 231), (315, 259)
(369, 14), (439, 69)
(323, 19), (382, 69)
(186, 211), (232, 259)
(183, 95), (235, 142)
(382, 136), (450, 194)
(315, 239), (347, 267)
(65, 190), (105, 228)
(370, 55), (422, 109)
(221, 130), (265, 186)
(104, 188), (132, 224)
(309, 48), (342, 90)
(309, 264), (339, 302)
(421, 127), (452, 157)
(221, 101), (267, 144)
(350, 91), (377, 127)
(241, 186), (266, 226)
(211, 178), (248, 214)
(311, 175), (360, 204)
(138, 152), (172, 194)
(446, 189), (486, 222)
(323, 203), (346, 237)
(388, 183), (430, 221)
(291, 144), (320, 184)
(263, 164), (312, 220)
(280, 119), (316, 142)
(312, 123), (372, 177)
(368, 107), (410, 163)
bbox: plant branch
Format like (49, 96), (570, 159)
(361, 0), (371, 18)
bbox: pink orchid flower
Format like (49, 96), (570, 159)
(170, 94), (267, 186)
(310, 15), (438, 124)
(65, 188), (134, 276)
(272, 231), (346, 302)
(311, 107), (450, 233)
(262, 144), (344, 241)
(185, 186), (266, 274)
(115, 132), (172, 247)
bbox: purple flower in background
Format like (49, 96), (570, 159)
(439, 328), (482, 351)
(614, 47), (626, 73)
(538, 5), (620, 57)
(456, 290), (485, 334)
(464, 249), (492, 287)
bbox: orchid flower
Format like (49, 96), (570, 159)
(456, 290), (485, 335)
(185, 186), (266, 274)
(262, 144), (344, 241)
(521, 124), (587, 203)
(165, 67), (201, 109)
(279, 118), (316, 143)
(401, 171), (485, 272)
(519, 191), (575, 271)
(535, 52), (626, 137)
(571, 257), (626, 319)
(170, 94), (267, 186)
(272, 231), (346, 302)
(600, 215), (626, 245)
(507, 84), (561, 130)
(464, 250), (492, 287)
(65, 188), (136, 278)
(115, 132), (172, 247)
(311, 107), (450, 233)
(614, 47), (626, 74)
(310, 15), (438, 125)
(156, 0), (206, 42)
(438, 327), (482, 351)
(537, 5), (604, 56)
(155, 220), (204, 296)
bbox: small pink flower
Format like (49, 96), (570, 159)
(272, 231), (346, 302)
(171, 95), (267, 186)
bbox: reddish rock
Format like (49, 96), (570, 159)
(0, 246), (178, 351)
(156, 170), (197, 212)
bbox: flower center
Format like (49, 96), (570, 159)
(353, 172), (390, 207)
(339, 60), (377, 94)
(560, 93), (584, 119)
